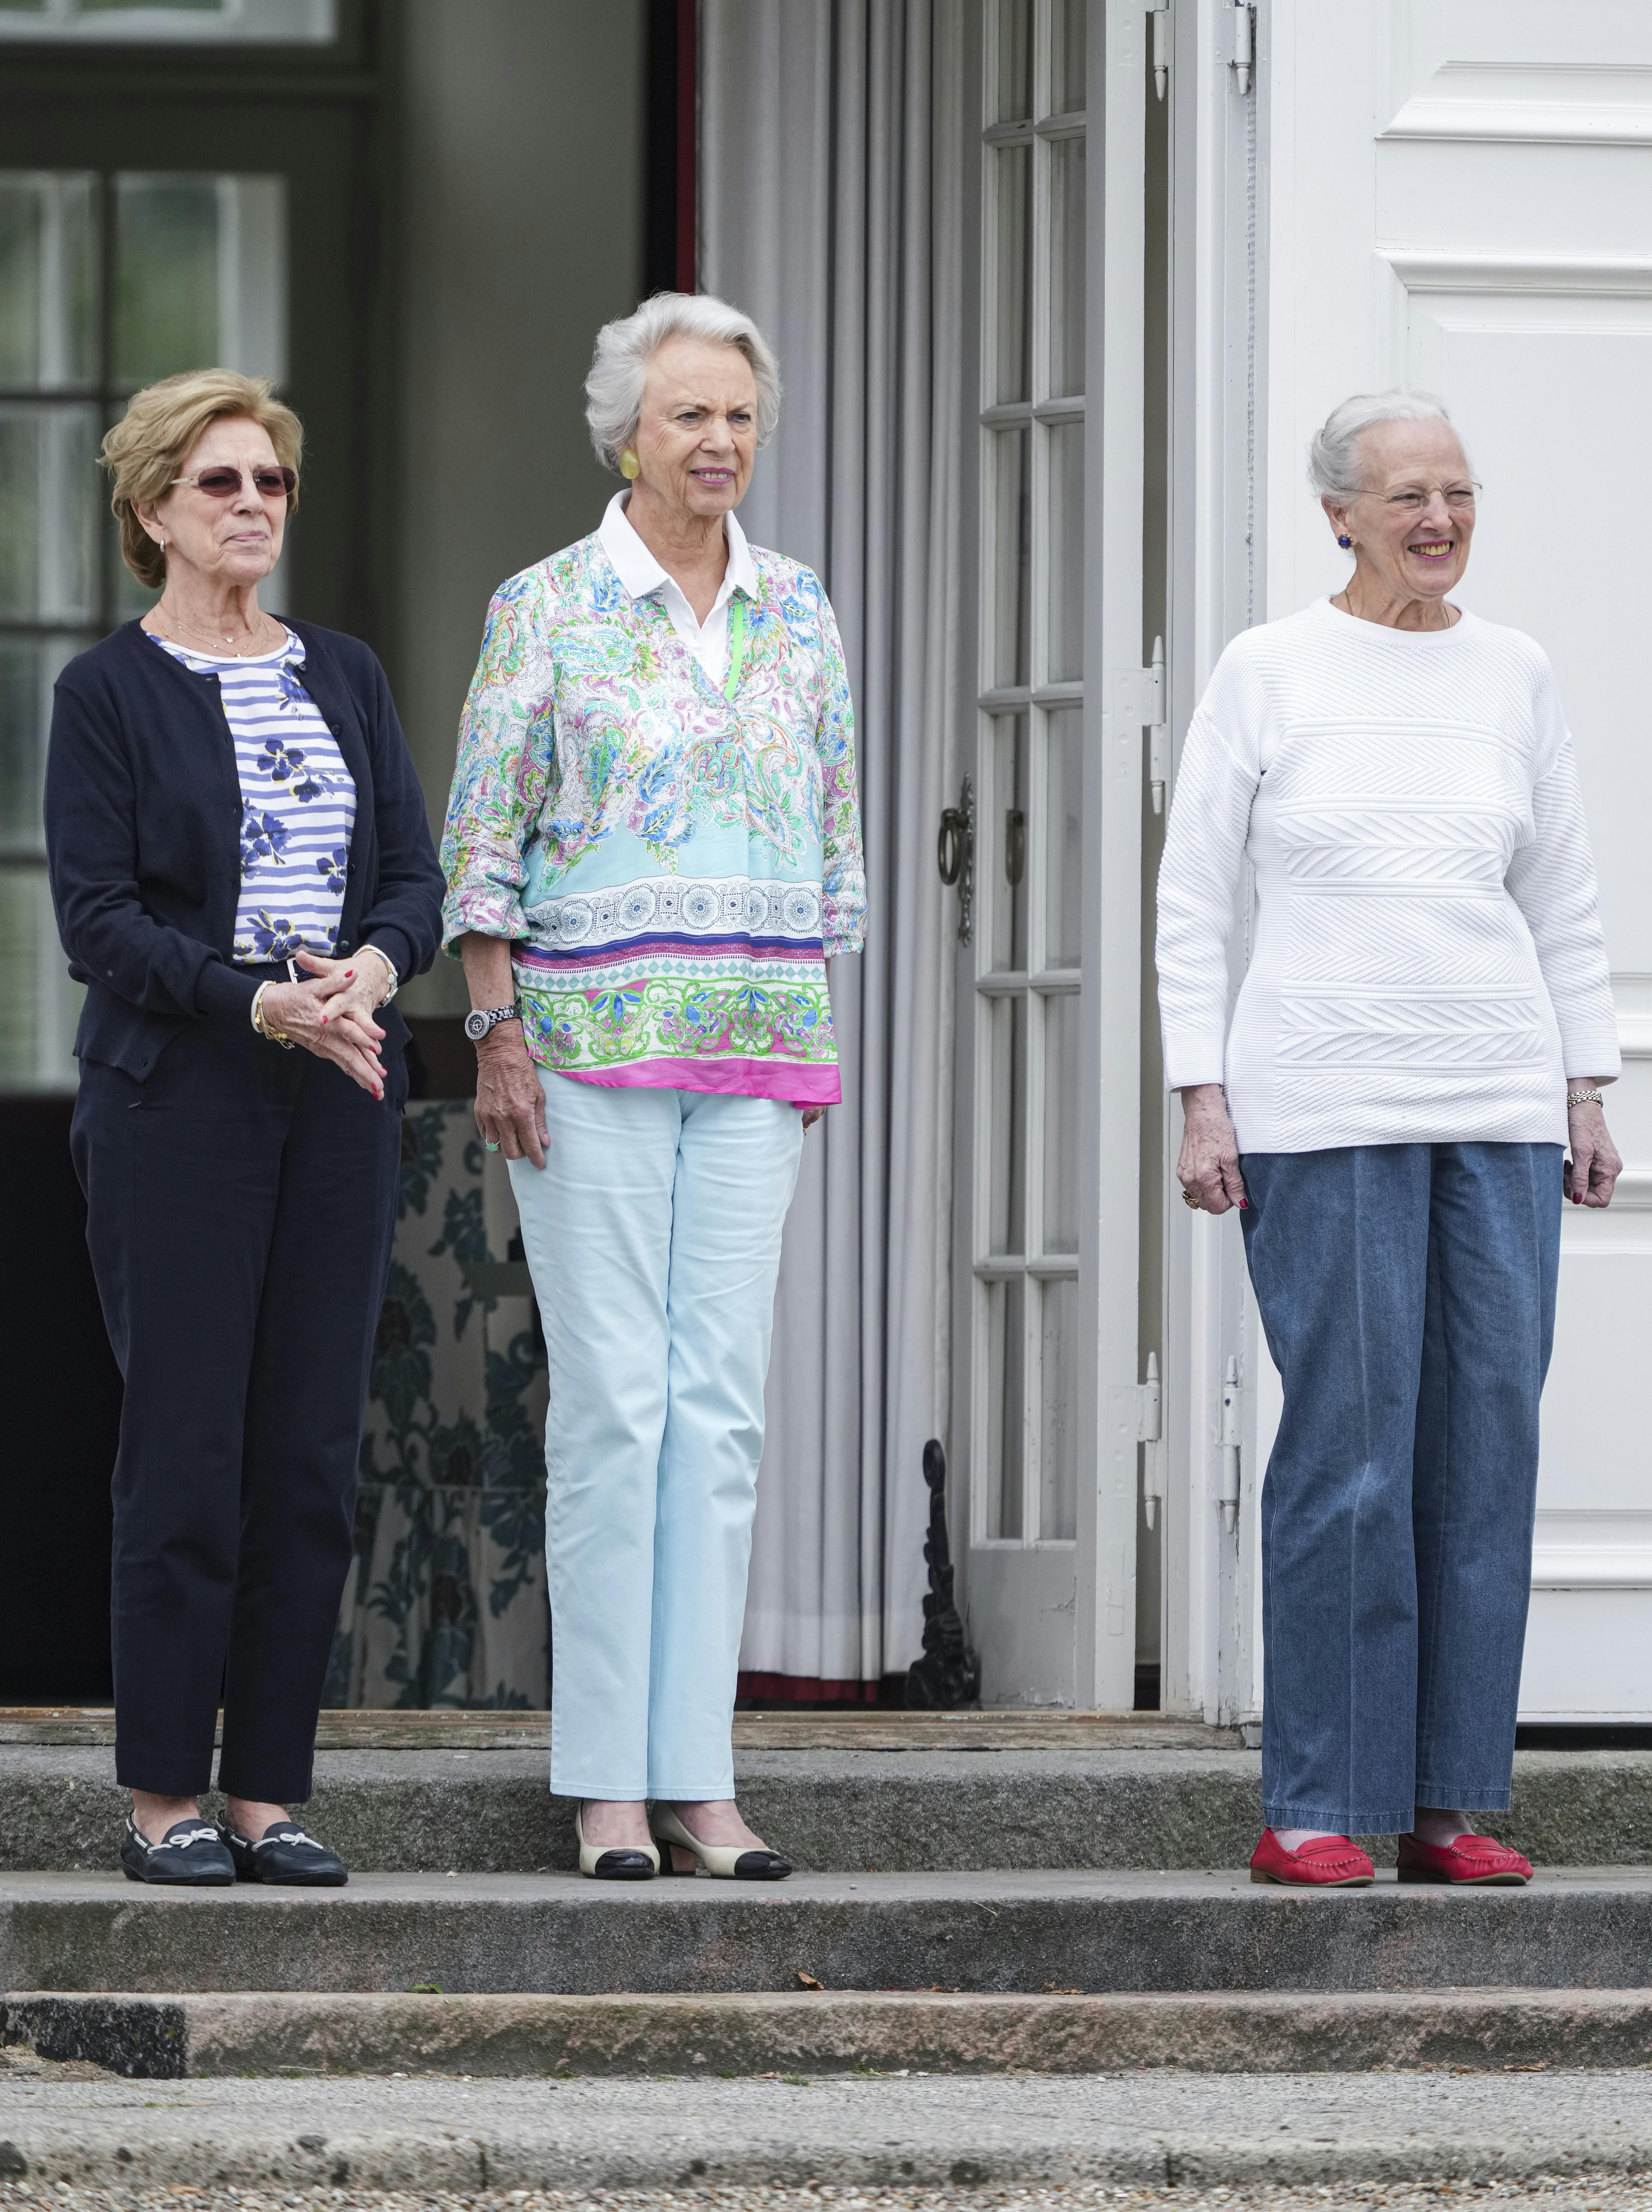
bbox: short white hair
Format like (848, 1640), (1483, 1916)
(584, 292), (782, 474)
(1307, 388), (1470, 500)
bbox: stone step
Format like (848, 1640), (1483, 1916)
(5, 1745), (1649, 1873)
(3, 2061), (1652, 2192)
(5, 1868), (1652, 1996)
(8, 1983), (1652, 2081)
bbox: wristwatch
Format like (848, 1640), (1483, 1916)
(464, 1001), (522, 1044)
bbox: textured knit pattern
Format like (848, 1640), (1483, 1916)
(1156, 599), (1619, 1152)
(440, 532), (865, 1105)
(149, 629), (356, 964)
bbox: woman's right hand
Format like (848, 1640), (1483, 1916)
(475, 1026), (549, 1168)
(1177, 1083), (1248, 1215)
(258, 976), (386, 1099)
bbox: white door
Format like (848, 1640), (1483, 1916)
(949, 0), (1148, 1709)
(1258, 0), (1652, 1716)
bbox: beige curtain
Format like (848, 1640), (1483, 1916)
(702, 0), (973, 1686)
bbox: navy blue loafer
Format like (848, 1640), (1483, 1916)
(218, 1818), (348, 1886)
(120, 1813), (235, 1887)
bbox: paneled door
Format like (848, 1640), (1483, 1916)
(1262, 0), (1652, 1715)
(951, 0), (1148, 1708)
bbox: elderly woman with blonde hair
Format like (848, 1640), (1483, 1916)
(1157, 389), (1620, 1890)
(442, 292), (866, 1880)
(46, 369), (443, 1886)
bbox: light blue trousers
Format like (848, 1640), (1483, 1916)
(510, 1072), (804, 1800)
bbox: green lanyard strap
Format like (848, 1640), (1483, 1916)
(723, 596), (749, 703)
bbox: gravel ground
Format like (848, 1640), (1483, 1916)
(5, 2179), (1652, 2212)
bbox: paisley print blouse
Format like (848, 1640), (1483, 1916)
(439, 528), (866, 1103)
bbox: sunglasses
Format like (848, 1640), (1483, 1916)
(171, 465), (297, 500)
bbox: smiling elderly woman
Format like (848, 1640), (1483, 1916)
(1156, 389), (1621, 1891)
(440, 293), (866, 1880)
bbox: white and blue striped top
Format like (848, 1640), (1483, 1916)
(150, 628), (357, 965)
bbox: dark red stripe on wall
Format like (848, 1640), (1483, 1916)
(738, 1672), (881, 1706)
(675, 0), (697, 292)
(645, 0), (698, 297)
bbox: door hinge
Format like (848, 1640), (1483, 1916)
(1148, 2), (1170, 99)
(1223, 3), (1255, 96)
(1120, 639), (1170, 814)
(1139, 1351), (1164, 1529)
(1218, 1354), (1242, 1533)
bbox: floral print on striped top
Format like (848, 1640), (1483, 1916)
(148, 628), (356, 964)
(439, 530), (866, 1104)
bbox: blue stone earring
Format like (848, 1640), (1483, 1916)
(1337, 534), (1352, 548)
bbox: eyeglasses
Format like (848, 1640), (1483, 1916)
(1375, 483), (1479, 515)
(171, 465), (297, 500)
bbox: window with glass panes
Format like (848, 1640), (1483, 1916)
(0, 169), (285, 1087)
(974, 0), (1086, 1549)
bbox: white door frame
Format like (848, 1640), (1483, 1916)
(1155, 0), (1267, 1726)
(1075, 0), (1153, 1710)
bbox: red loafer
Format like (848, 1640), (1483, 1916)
(1397, 1832), (1532, 1885)
(1249, 1828), (1375, 1887)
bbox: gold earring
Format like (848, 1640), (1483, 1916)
(619, 449), (641, 480)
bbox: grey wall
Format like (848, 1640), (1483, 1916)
(392, 0), (648, 1014)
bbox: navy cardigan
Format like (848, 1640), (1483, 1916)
(45, 618), (445, 1081)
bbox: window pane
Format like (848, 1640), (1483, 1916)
(987, 993), (1027, 1257)
(113, 174), (221, 387)
(1051, 0), (1087, 114)
(0, 172), (98, 390)
(990, 428), (1030, 688)
(989, 712), (1027, 973)
(0, 632), (79, 851)
(985, 1277), (1026, 1539)
(1042, 989), (1081, 1255)
(1046, 419), (1084, 683)
(0, 403), (100, 622)
(1040, 1277), (1079, 1541)
(1048, 136), (1086, 401)
(991, 143), (1031, 405)
(1045, 704), (1083, 968)
(993, 0), (1032, 122)
(0, 865), (77, 1090)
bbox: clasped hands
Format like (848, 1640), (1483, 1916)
(257, 947), (393, 1101)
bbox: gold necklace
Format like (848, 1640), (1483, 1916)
(153, 601), (278, 657)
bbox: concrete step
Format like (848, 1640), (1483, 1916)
(8, 1983), (1652, 2080)
(4, 2063), (1652, 2191)
(5, 1868), (1652, 1997)
(5, 1745), (1650, 1873)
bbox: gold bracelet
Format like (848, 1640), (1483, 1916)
(251, 980), (294, 1050)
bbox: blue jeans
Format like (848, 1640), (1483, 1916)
(1240, 1142), (1562, 1833)
(510, 1073), (804, 1801)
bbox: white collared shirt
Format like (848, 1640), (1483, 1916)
(596, 491), (757, 686)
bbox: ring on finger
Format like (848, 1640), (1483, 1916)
(485, 1140), (500, 1152)
(1182, 1187), (1201, 1210)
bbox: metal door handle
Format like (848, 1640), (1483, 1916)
(1004, 807), (1026, 887)
(937, 774), (975, 944)
(938, 809), (967, 886)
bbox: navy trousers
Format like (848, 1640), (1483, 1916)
(71, 1008), (405, 1800)
(1240, 1141), (1562, 1834)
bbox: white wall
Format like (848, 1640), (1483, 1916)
(392, 0), (648, 1014)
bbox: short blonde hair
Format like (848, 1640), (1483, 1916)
(101, 369), (303, 591)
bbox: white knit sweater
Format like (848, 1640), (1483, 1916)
(1156, 599), (1619, 1154)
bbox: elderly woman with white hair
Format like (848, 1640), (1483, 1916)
(1156, 390), (1620, 1889)
(441, 293), (865, 1880)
